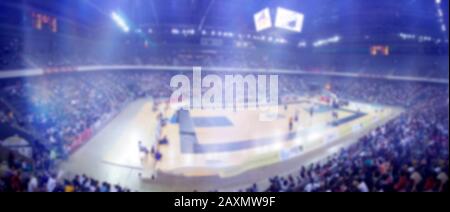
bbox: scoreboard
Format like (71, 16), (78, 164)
(253, 7), (304, 33)
(370, 45), (389, 56)
(254, 8), (272, 32)
(31, 11), (58, 33)
(274, 7), (304, 33)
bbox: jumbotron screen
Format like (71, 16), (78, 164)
(275, 7), (304, 33)
(31, 11), (58, 33)
(254, 8), (272, 32)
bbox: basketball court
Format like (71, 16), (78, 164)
(60, 96), (403, 191)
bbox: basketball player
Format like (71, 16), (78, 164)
(152, 102), (158, 112)
(309, 106), (314, 118)
(154, 151), (163, 162)
(289, 117), (294, 132)
(138, 141), (149, 155)
(332, 111), (339, 126)
(332, 111), (338, 120)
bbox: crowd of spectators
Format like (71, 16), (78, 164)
(0, 46), (448, 191)
(0, 101), (14, 124)
(1, 2), (449, 192)
(1, 35), (448, 78)
(0, 152), (131, 192)
(244, 83), (449, 192)
(0, 71), (174, 192)
(0, 72), (172, 158)
(0, 68), (448, 192)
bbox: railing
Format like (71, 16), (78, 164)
(0, 97), (48, 148)
(0, 65), (448, 84)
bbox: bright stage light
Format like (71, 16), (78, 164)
(298, 41), (307, 48)
(111, 12), (130, 33)
(171, 28), (180, 35)
(313, 35), (340, 47)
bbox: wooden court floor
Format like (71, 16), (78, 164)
(61, 98), (403, 191)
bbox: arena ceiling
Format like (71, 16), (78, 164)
(1, 0), (448, 48)
(2, 0), (447, 32)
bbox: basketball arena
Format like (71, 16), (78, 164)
(0, 0), (448, 193)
